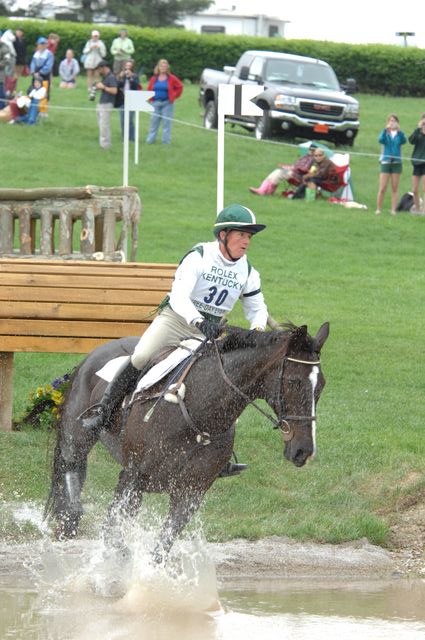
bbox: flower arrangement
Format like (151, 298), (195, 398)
(14, 373), (72, 430)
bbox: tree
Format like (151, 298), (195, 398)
(104, 0), (213, 28)
(0, 0), (10, 16)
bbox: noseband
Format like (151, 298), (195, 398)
(214, 342), (320, 442)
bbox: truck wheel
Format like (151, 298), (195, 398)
(204, 101), (218, 130)
(255, 111), (272, 140)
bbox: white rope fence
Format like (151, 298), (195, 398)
(1, 95), (423, 163)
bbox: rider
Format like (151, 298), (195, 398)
(81, 203), (269, 475)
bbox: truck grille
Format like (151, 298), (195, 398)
(299, 101), (344, 118)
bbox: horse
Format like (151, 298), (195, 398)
(45, 322), (329, 562)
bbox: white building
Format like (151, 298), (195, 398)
(178, 7), (289, 38)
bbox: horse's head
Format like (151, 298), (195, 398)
(264, 322), (329, 468)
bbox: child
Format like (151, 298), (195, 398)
(15, 75), (47, 124)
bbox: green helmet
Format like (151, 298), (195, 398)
(213, 204), (266, 238)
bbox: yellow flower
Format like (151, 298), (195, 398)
(51, 390), (63, 406)
(36, 387), (44, 398)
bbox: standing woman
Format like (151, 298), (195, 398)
(146, 59), (183, 144)
(408, 114), (425, 214)
(376, 114), (407, 215)
(82, 30), (107, 91)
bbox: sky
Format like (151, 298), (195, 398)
(214, 1), (424, 48)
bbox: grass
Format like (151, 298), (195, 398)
(1, 79), (425, 547)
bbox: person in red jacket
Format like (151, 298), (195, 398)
(146, 58), (183, 144)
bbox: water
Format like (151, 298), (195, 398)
(1, 504), (425, 639)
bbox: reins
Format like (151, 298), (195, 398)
(213, 341), (320, 442)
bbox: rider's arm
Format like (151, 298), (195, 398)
(240, 267), (268, 330)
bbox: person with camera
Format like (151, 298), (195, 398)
(93, 59), (117, 149)
(82, 30), (107, 91)
(110, 28), (135, 75)
(375, 114), (407, 215)
(408, 114), (425, 214)
(116, 59), (140, 142)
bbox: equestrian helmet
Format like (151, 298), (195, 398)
(213, 204), (266, 237)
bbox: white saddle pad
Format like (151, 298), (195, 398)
(95, 339), (203, 392)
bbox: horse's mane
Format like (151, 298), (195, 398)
(216, 322), (313, 354)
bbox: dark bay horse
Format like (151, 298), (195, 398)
(45, 322), (329, 561)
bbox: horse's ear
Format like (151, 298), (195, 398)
(314, 322), (330, 351)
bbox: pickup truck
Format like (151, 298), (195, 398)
(199, 50), (360, 146)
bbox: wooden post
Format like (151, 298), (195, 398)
(59, 208), (73, 255)
(17, 204), (32, 255)
(0, 205), (14, 254)
(0, 352), (14, 431)
(102, 204), (117, 256)
(130, 193), (141, 262)
(116, 196), (128, 261)
(80, 203), (97, 255)
(40, 208), (54, 255)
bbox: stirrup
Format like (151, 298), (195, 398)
(78, 403), (105, 431)
(218, 462), (248, 478)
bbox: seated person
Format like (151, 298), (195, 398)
(14, 74), (46, 124)
(59, 49), (80, 88)
(293, 148), (339, 199)
(0, 93), (30, 123)
(249, 143), (318, 195)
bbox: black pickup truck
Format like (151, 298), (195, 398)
(199, 50), (359, 146)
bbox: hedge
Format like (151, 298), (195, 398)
(1, 17), (425, 95)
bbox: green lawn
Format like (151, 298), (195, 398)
(1, 80), (424, 547)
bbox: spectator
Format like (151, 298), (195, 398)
(14, 28), (27, 78)
(408, 114), (425, 214)
(0, 33), (13, 109)
(249, 144), (318, 195)
(30, 36), (54, 116)
(376, 114), (407, 215)
(0, 29), (16, 101)
(110, 28), (135, 75)
(14, 74), (46, 125)
(94, 59), (117, 149)
(59, 49), (80, 88)
(82, 30), (107, 91)
(146, 59), (183, 145)
(116, 59), (140, 141)
(0, 93), (30, 123)
(1, 29), (16, 73)
(293, 148), (339, 200)
(47, 32), (60, 76)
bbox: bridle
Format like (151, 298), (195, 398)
(214, 341), (320, 442)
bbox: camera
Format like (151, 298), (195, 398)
(88, 83), (97, 101)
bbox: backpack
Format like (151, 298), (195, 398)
(396, 192), (414, 212)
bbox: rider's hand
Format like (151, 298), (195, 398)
(196, 319), (222, 341)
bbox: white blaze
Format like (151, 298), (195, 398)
(309, 366), (319, 457)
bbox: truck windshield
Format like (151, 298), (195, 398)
(264, 59), (340, 90)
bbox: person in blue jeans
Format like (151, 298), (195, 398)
(146, 59), (183, 144)
(15, 75), (46, 124)
(116, 59), (140, 142)
(376, 114), (407, 215)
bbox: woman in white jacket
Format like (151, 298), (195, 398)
(82, 30), (106, 90)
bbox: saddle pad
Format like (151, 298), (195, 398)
(95, 338), (203, 390)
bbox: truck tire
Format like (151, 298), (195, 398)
(204, 101), (218, 130)
(255, 110), (272, 140)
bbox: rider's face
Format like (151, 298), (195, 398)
(219, 229), (252, 260)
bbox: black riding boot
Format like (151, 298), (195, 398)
(218, 452), (248, 478)
(81, 359), (140, 433)
(218, 462), (248, 477)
